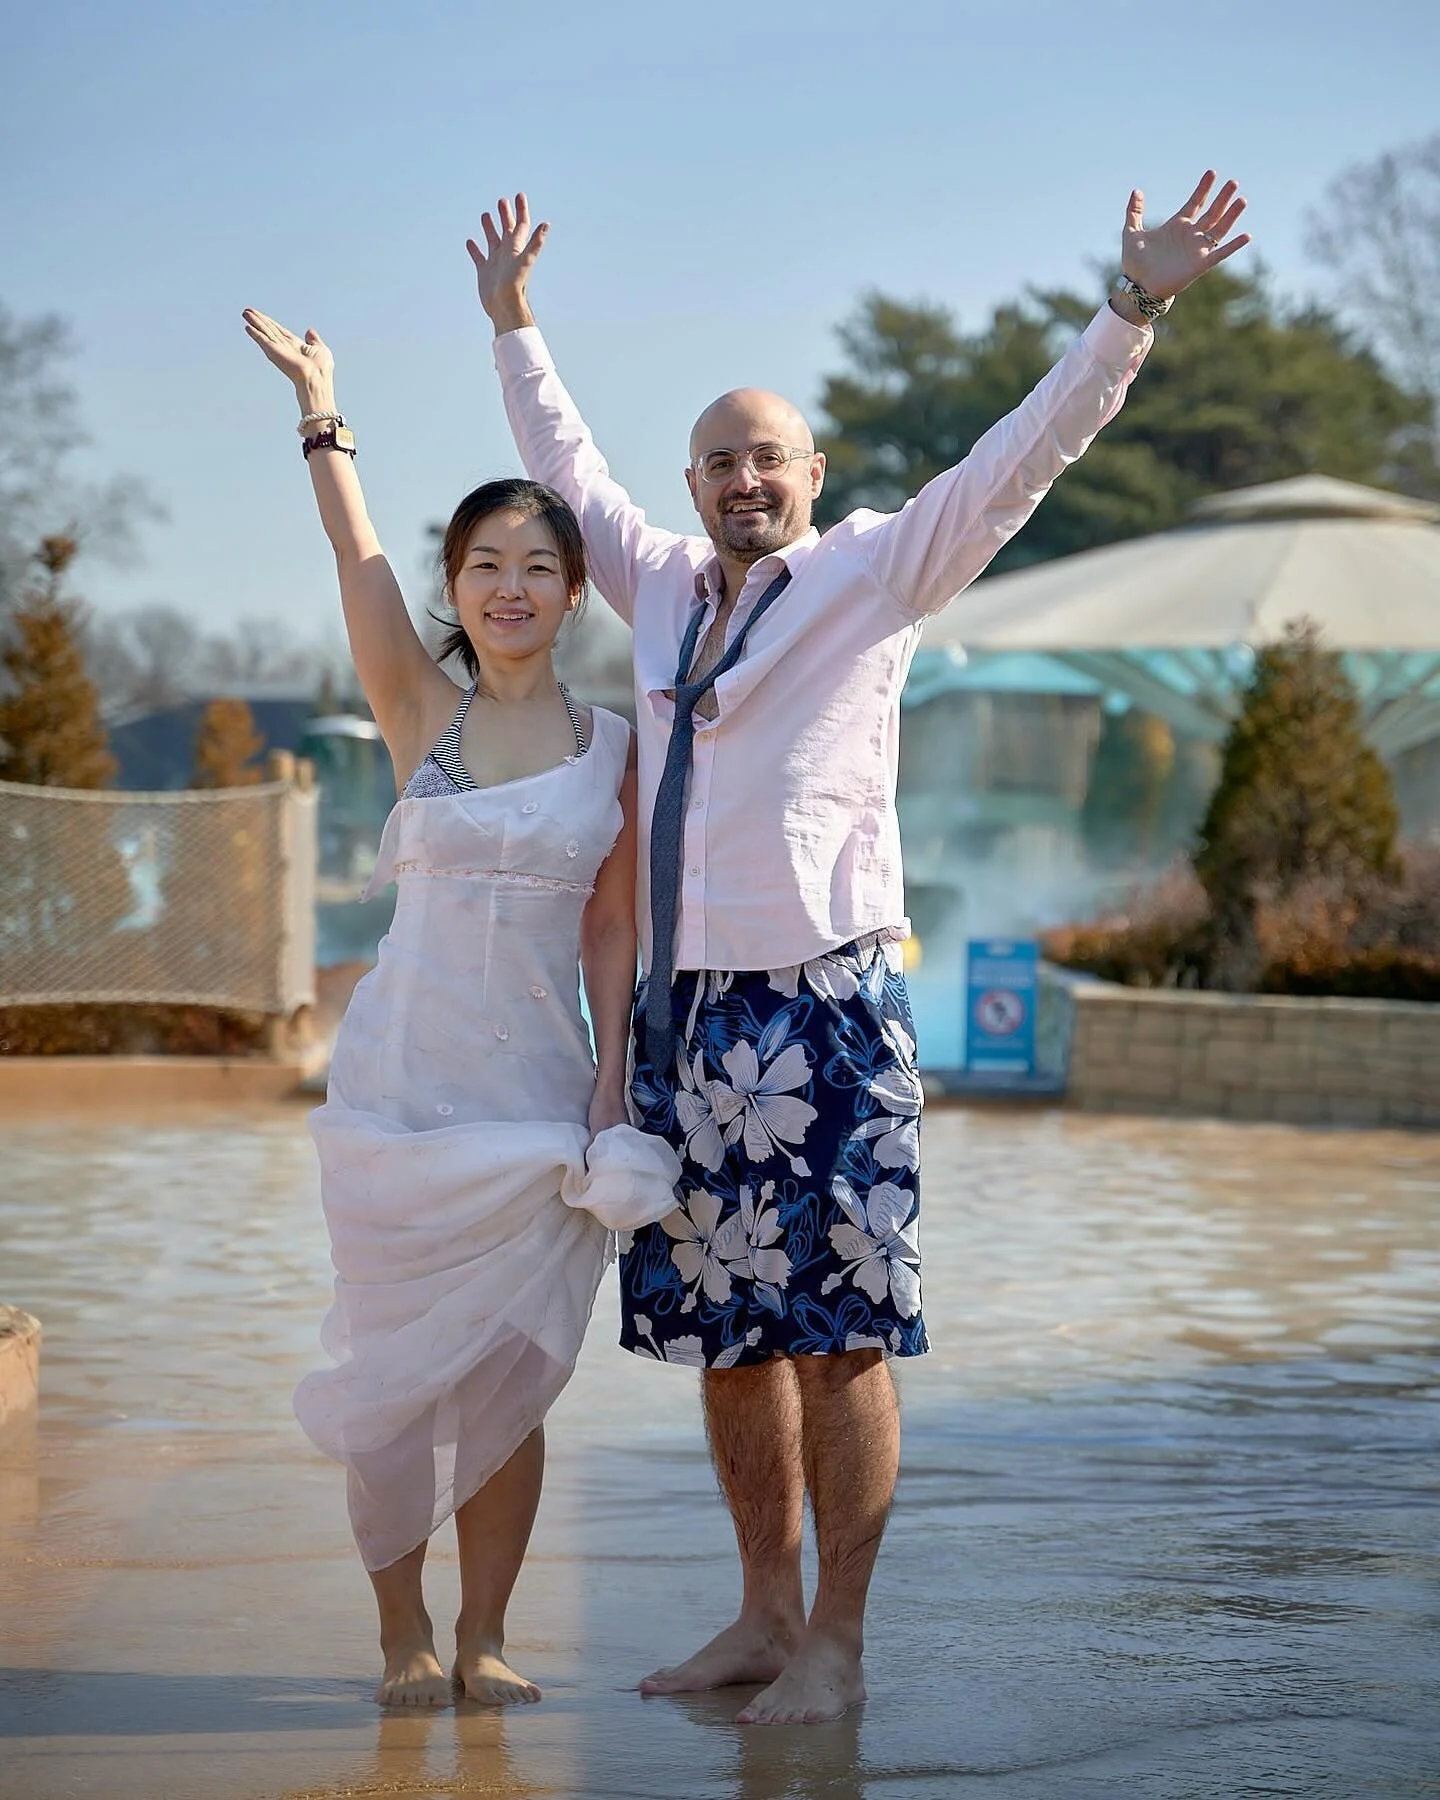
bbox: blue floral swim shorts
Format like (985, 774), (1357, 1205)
(621, 936), (930, 1369)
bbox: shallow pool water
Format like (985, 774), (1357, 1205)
(1, 1103), (1436, 1798)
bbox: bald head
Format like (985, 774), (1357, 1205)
(689, 388), (814, 461)
(685, 387), (825, 573)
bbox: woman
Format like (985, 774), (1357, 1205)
(243, 309), (677, 1709)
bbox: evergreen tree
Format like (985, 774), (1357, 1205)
(190, 697), (266, 789)
(0, 538), (132, 1000)
(1194, 620), (1398, 983)
(815, 269), (1439, 566)
(1081, 705), (1175, 867)
(0, 536), (115, 788)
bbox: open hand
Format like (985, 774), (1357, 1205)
(242, 310), (334, 394)
(466, 193), (548, 334)
(1122, 172), (1250, 300)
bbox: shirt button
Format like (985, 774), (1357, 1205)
(494, 1024), (509, 1041)
(692, 798), (703, 810)
(436, 1102), (454, 1116)
(529, 985), (547, 999)
(566, 840), (580, 858)
(522, 801), (539, 814)
(689, 865), (700, 876)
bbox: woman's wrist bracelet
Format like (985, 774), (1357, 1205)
(297, 409), (344, 434)
(302, 425), (356, 460)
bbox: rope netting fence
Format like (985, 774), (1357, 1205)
(0, 777), (316, 1013)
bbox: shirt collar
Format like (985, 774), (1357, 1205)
(693, 529), (821, 606)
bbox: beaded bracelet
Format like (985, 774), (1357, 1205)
(297, 409), (345, 434)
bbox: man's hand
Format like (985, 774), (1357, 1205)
(466, 192), (548, 336)
(1118, 171), (1250, 312)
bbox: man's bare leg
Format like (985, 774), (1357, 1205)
(640, 1358), (807, 1693)
(453, 1426), (545, 1704)
(737, 1348), (898, 1724)
(368, 1541), (449, 1706)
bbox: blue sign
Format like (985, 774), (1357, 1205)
(965, 939), (1038, 1075)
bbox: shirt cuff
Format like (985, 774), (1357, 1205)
(1081, 301), (1153, 370)
(492, 325), (554, 377)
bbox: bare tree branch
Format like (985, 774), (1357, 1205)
(1306, 133), (1440, 448)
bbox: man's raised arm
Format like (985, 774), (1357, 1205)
(469, 194), (684, 624)
(863, 172), (1250, 618)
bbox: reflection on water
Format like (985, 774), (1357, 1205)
(0, 1105), (1437, 1799)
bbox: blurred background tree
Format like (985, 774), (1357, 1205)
(0, 536), (115, 788)
(0, 538), (133, 1006)
(1194, 620), (1399, 988)
(190, 698), (267, 789)
(1307, 130), (1440, 471)
(0, 302), (161, 616)
(1080, 706), (1175, 869)
(815, 268), (1440, 569)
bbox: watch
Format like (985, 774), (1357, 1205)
(1114, 274), (1174, 322)
(301, 426), (357, 460)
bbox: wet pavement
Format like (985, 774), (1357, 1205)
(1, 1103), (1437, 1799)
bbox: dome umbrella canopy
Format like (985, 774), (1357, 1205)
(918, 477), (1440, 754)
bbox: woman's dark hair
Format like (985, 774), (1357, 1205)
(431, 478), (588, 677)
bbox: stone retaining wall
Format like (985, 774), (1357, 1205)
(0, 1055), (313, 1114)
(1065, 980), (1440, 1128)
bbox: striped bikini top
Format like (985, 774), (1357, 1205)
(401, 681), (588, 800)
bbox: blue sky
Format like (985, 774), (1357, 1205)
(4, 0), (1438, 645)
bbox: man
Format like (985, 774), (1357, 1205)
(469, 175), (1248, 1725)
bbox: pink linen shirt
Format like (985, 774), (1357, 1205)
(494, 306), (1151, 976)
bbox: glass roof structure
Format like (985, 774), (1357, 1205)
(914, 477), (1440, 756)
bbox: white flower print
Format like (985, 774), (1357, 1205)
(881, 1013), (917, 1071)
(844, 1326), (902, 1354)
(823, 1177), (922, 1317)
(674, 1048), (728, 1172)
(664, 1187), (736, 1305)
(851, 1066), (922, 1172)
(765, 951), (861, 1005)
(631, 1316), (733, 1367)
(708, 1038), (817, 1174)
(803, 950), (862, 1005)
(712, 1327), (764, 1368)
(732, 1180), (792, 1313)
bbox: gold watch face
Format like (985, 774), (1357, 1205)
(333, 427), (356, 451)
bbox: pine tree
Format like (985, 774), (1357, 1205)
(1194, 619), (1398, 984)
(0, 536), (116, 788)
(0, 537), (130, 1000)
(1081, 705), (1175, 867)
(190, 697), (266, 789)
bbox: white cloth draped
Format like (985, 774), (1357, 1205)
(297, 708), (677, 1570)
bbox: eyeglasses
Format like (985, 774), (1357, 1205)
(692, 442), (817, 485)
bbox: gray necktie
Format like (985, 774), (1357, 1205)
(644, 565), (793, 1072)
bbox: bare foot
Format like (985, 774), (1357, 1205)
(376, 1639), (450, 1708)
(735, 1627), (866, 1724)
(639, 1615), (800, 1695)
(453, 1640), (541, 1706)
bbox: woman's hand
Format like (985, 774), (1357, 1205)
(242, 309), (335, 403)
(588, 1083), (630, 1144)
(466, 192), (547, 336)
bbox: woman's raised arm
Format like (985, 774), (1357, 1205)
(242, 310), (451, 769)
